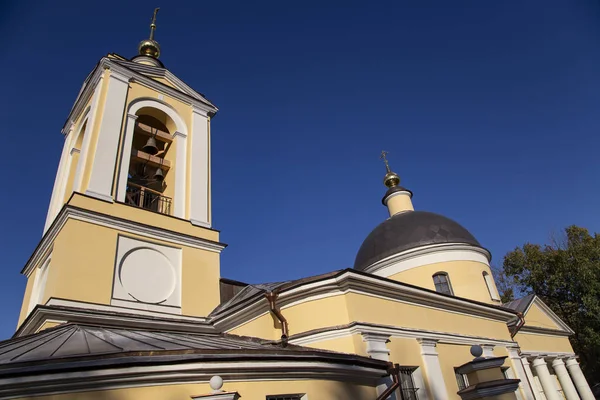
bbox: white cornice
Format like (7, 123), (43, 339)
(289, 322), (516, 348)
(363, 243), (491, 276)
(62, 57), (218, 134)
(213, 270), (517, 333)
(0, 359), (385, 399)
(16, 300), (215, 337)
(22, 202), (226, 277)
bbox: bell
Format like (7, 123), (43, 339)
(153, 167), (164, 182)
(142, 137), (159, 155)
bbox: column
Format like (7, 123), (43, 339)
(418, 339), (448, 400)
(565, 358), (594, 400)
(507, 348), (535, 400)
(551, 358), (580, 400)
(362, 333), (398, 400)
(86, 70), (130, 202)
(44, 128), (72, 233)
(189, 107), (210, 227)
(115, 114), (138, 203)
(531, 357), (561, 400)
(172, 131), (187, 218)
(522, 357), (544, 400)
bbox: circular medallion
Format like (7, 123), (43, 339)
(119, 248), (176, 304)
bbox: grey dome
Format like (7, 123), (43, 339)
(354, 211), (481, 271)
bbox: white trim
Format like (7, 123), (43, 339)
(116, 98), (189, 221)
(189, 107), (210, 227)
(483, 271), (501, 301)
(0, 359), (384, 399)
(526, 297), (575, 334)
(44, 130), (73, 233)
(73, 74), (104, 192)
(418, 339), (448, 400)
(506, 347), (536, 400)
(22, 203), (226, 278)
(216, 270), (517, 333)
(85, 70), (130, 201)
(363, 243), (491, 278)
(46, 298), (205, 322)
(288, 322), (517, 348)
(383, 190), (412, 205)
(27, 253), (52, 315)
(110, 299), (182, 314)
(361, 333), (391, 361)
(62, 57), (217, 135)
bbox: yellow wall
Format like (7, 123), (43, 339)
(14, 378), (376, 400)
(17, 268), (37, 326)
(389, 260), (500, 304)
(230, 292), (512, 343)
(524, 303), (561, 330)
(514, 332), (574, 353)
(437, 343), (479, 399)
(303, 335), (360, 354)
(68, 193), (219, 242)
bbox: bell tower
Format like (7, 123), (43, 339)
(17, 11), (225, 336)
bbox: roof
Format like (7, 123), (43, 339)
(503, 294), (535, 313)
(211, 281), (290, 316)
(0, 323), (388, 375)
(354, 211), (483, 271)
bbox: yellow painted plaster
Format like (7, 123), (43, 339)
(302, 335), (358, 354)
(388, 337), (423, 366)
(282, 295), (350, 336)
(389, 261), (500, 304)
(17, 268), (37, 326)
(437, 343), (479, 399)
(514, 332), (574, 354)
(524, 302), (561, 330)
(68, 193), (219, 242)
(345, 292), (512, 340)
(35, 321), (63, 333)
(15, 379), (376, 400)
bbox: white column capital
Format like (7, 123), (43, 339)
(564, 357), (579, 367)
(173, 130), (187, 138)
(69, 147), (81, 156)
(481, 344), (495, 357)
(552, 357), (580, 400)
(362, 333), (391, 361)
(108, 69), (131, 84)
(531, 357), (561, 400)
(126, 113), (139, 120)
(417, 338), (439, 355)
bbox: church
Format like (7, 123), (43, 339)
(0, 10), (595, 400)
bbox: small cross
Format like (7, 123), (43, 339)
(380, 150), (391, 173)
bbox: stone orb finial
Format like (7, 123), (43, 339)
(470, 345), (484, 358)
(209, 376), (224, 393)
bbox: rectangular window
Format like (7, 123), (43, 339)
(398, 367), (419, 400)
(455, 368), (469, 390)
(266, 395), (306, 400)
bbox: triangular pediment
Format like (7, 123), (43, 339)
(522, 296), (574, 334)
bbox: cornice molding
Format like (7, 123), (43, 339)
(288, 322), (516, 348)
(62, 57), (218, 134)
(214, 270), (517, 333)
(363, 243), (491, 276)
(15, 301), (214, 337)
(0, 359), (385, 399)
(21, 202), (226, 277)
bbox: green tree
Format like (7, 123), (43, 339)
(501, 225), (600, 384)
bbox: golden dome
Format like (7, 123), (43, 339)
(138, 39), (161, 58)
(383, 171), (400, 188)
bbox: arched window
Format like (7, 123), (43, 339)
(433, 272), (453, 295)
(482, 271), (500, 301)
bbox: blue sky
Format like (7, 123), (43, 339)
(1, 0), (600, 339)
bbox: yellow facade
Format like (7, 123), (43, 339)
(9, 36), (591, 400)
(389, 260), (500, 304)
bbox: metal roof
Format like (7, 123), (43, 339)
(503, 294), (535, 313)
(354, 211), (483, 271)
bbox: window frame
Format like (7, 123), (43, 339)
(398, 366), (419, 400)
(432, 272), (454, 295)
(482, 271), (501, 301)
(454, 368), (469, 390)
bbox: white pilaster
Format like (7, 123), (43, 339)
(522, 357), (544, 400)
(44, 129), (72, 233)
(565, 358), (594, 400)
(418, 339), (448, 400)
(73, 74), (104, 193)
(189, 107), (210, 227)
(115, 114), (138, 203)
(507, 348), (535, 400)
(85, 70), (130, 202)
(362, 333), (398, 400)
(532, 357), (561, 400)
(173, 131), (187, 218)
(481, 344), (495, 358)
(551, 358), (580, 400)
